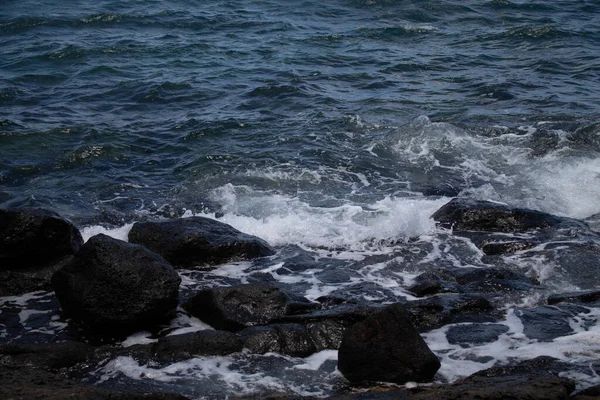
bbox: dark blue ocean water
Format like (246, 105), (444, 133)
(2, 0), (599, 219)
(2, 1), (600, 398)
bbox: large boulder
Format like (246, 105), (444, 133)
(51, 234), (181, 332)
(337, 303), (440, 384)
(0, 208), (84, 296)
(431, 198), (586, 233)
(183, 284), (318, 331)
(0, 208), (83, 269)
(128, 217), (275, 269)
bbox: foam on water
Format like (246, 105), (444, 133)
(424, 306), (600, 389)
(205, 183), (449, 250)
(80, 223), (134, 243)
(96, 351), (342, 398)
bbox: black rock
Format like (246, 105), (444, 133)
(0, 341), (94, 371)
(453, 267), (537, 293)
(51, 234), (181, 332)
(152, 330), (243, 361)
(0, 208), (84, 269)
(183, 284), (318, 331)
(406, 294), (496, 332)
(548, 290), (600, 305)
(0, 366), (190, 400)
(446, 323), (509, 346)
(411, 357), (574, 400)
(337, 303), (441, 384)
(517, 305), (587, 341)
(239, 323), (318, 357)
(431, 198), (586, 233)
(128, 217), (275, 268)
(0, 208), (84, 296)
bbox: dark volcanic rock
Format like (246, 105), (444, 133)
(240, 323), (318, 357)
(411, 356), (574, 400)
(0, 208), (83, 269)
(338, 303), (440, 384)
(446, 323), (509, 346)
(128, 217), (275, 268)
(183, 284), (318, 331)
(548, 290), (600, 305)
(152, 330), (243, 361)
(406, 294), (496, 332)
(0, 366), (190, 400)
(408, 268), (536, 298)
(0, 208), (84, 296)
(431, 198), (586, 233)
(518, 305), (587, 341)
(51, 234), (181, 332)
(0, 341), (94, 371)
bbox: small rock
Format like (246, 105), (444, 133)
(128, 217), (275, 268)
(446, 323), (509, 346)
(51, 234), (181, 332)
(338, 303), (440, 384)
(183, 284), (318, 331)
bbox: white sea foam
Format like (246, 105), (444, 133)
(424, 307), (600, 388)
(205, 184), (448, 250)
(80, 223), (134, 242)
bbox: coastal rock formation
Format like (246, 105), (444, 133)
(128, 216), (275, 268)
(0, 208), (84, 296)
(411, 357), (574, 400)
(337, 303), (440, 384)
(431, 198), (587, 233)
(51, 234), (181, 332)
(183, 283), (318, 331)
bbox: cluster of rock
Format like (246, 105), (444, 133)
(1, 200), (599, 399)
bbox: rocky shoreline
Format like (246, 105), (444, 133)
(2, 199), (600, 399)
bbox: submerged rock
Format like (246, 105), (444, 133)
(183, 284), (318, 331)
(51, 234), (181, 332)
(431, 198), (586, 233)
(0, 208), (84, 296)
(338, 303), (440, 384)
(128, 217), (275, 268)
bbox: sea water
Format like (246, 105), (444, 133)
(1, 0), (600, 398)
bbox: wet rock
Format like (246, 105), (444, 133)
(431, 198), (586, 233)
(411, 357), (574, 400)
(51, 234), (181, 333)
(453, 267), (537, 293)
(517, 305), (587, 341)
(0, 341), (94, 371)
(183, 284), (318, 331)
(240, 324), (317, 357)
(153, 330), (243, 361)
(0, 366), (190, 400)
(406, 294), (496, 332)
(480, 240), (536, 255)
(0, 208), (83, 269)
(446, 323), (509, 346)
(128, 217), (275, 268)
(575, 384), (600, 397)
(0, 256), (71, 296)
(338, 303), (440, 384)
(408, 267), (536, 298)
(0, 208), (84, 296)
(548, 289), (600, 305)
